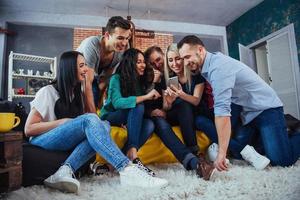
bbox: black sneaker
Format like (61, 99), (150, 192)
(132, 158), (156, 177)
(89, 162), (110, 176)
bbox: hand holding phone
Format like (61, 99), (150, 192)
(168, 76), (179, 89)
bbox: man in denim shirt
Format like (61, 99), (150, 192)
(178, 35), (300, 171)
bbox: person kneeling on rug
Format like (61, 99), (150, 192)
(178, 35), (300, 171)
(25, 51), (168, 193)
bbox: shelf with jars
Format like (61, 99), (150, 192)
(8, 51), (57, 101)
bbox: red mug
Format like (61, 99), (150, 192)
(17, 88), (25, 95)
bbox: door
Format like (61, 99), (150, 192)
(266, 32), (300, 118)
(238, 43), (256, 71)
(254, 45), (269, 84)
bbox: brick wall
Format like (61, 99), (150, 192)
(73, 27), (173, 52)
(135, 33), (173, 52)
(73, 28), (102, 50)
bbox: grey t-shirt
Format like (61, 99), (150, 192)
(76, 36), (123, 77)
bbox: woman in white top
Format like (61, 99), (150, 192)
(25, 51), (168, 193)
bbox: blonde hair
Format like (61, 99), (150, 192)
(164, 43), (192, 92)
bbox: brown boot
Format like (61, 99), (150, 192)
(196, 154), (216, 181)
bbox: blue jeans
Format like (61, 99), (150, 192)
(195, 104), (254, 158)
(30, 113), (129, 172)
(247, 107), (300, 166)
(167, 101), (199, 154)
(103, 104), (154, 153)
(152, 116), (198, 170)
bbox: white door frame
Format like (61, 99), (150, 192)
(247, 23), (300, 118)
(238, 43), (257, 71)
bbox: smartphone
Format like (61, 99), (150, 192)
(168, 76), (179, 89)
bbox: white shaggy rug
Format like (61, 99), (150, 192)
(2, 160), (300, 200)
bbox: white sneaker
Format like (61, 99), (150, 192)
(207, 143), (230, 164)
(120, 163), (168, 188)
(240, 145), (270, 170)
(44, 165), (80, 193)
(132, 157), (156, 177)
(207, 143), (219, 162)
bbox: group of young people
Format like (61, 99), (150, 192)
(24, 16), (300, 194)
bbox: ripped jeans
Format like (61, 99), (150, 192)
(30, 113), (129, 172)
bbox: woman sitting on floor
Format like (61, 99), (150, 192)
(25, 51), (168, 193)
(100, 48), (161, 176)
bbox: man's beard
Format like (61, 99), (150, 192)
(187, 62), (200, 75)
(192, 54), (203, 74)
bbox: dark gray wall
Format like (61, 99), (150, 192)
(173, 34), (223, 53)
(3, 23), (73, 111)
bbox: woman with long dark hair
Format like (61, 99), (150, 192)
(25, 51), (168, 193)
(100, 48), (161, 176)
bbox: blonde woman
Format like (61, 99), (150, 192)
(163, 43), (206, 153)
(144, 44), (215, 180)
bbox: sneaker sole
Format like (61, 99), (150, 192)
(255, 158), (270, 170)
(121, 179), (168, 189)
(44, 178), (79, 193)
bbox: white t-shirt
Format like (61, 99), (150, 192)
(30, 85), (59, 122)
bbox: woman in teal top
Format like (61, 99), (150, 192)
(100, 48), (161, 176)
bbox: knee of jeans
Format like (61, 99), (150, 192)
(234, 131), (251, 145)
(143, 119), (155, 136)
(154, 118), (169, 128)
(195, 116), (209, 129)
(84, 113), (100, 123)
(264, 144), (295, 167)
(84, 113), (110, 133)
(156, 121), (172, 134)
(134, 103), (145, 114)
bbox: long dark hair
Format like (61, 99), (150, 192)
(116, 48), (147, 97)
(52, 51), (84, 118)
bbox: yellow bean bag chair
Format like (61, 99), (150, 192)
(96, 126), (210, 165)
